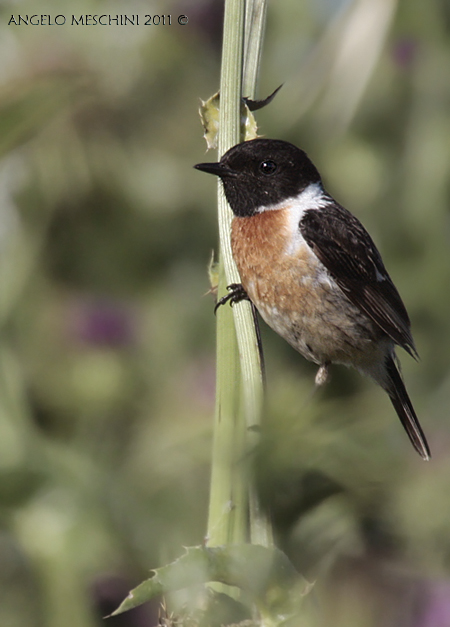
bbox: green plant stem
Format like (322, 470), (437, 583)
(243, 0), (268, 99)
(206, 0), (247, 551)
(206, 0), (272, 553)
(241, 0), (272, 548)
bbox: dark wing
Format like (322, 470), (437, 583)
(300, 202), (418, 358)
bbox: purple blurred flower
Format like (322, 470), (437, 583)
(174, 0), (224, 51)
(392, 38), (418, 69)
(69, 298), (137, 347)
(415, 580), (450, 627)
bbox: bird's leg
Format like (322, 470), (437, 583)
(214, 283), (250, 313)
(315, 362), (331, 387)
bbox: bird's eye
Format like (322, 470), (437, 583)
(259, 160), (277, 175)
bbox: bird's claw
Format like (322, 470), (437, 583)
(214, 283), (250, 314)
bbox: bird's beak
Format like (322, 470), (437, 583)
(194, 162), (235, 178)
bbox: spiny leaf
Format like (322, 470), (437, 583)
(199, 92), (220, 150)
(109, 544), (310, 619)
(198, 86), (282, 151)
(207, 250), (219, 299)
(199, 92), (259, 150)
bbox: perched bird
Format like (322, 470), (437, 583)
(195, 138), (430, 460)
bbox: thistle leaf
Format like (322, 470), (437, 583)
(109, 544), (310, 619)
(199, 92), (259, 150)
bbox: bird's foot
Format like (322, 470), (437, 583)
(214, 283), (250, 314)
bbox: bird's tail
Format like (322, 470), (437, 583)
(385, 355), (430, 461)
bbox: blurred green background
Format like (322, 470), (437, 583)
(0, 0), (449, 625)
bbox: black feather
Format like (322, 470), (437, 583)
(385, 356), (430, 460)
(300, 202), (418, 358)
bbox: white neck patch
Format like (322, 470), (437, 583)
(280, 183), (332, 256)
(256, 182), (330, 216)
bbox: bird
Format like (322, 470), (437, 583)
(194, 138), (430, 460)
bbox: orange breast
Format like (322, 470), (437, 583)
(230, 208), (380, 366)
(230, 208), (318, 314)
